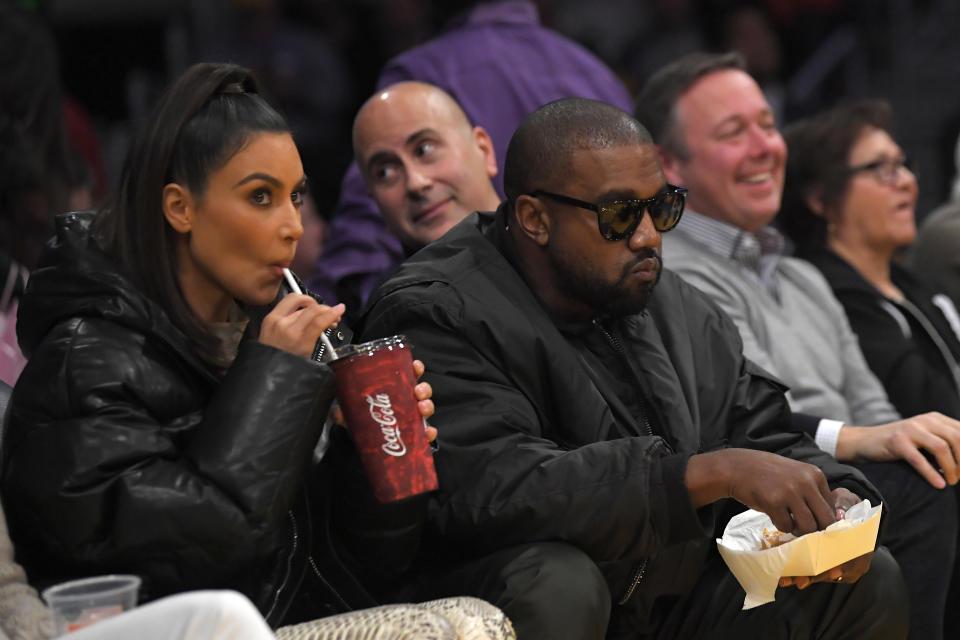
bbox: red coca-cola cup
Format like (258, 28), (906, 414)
(329, 335), (438, 502)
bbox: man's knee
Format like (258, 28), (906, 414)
(857, 460), (958, 529)
(498, 542), (611, 640)
(842, 547), (909, 639)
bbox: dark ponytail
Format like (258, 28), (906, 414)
(94, 62), (290, 363)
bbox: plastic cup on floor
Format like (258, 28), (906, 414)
(42, 574), (140, 635)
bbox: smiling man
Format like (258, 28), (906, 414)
(638, 52), (959, 639)
(359, 97), (906, 639)
(353, 81), (501, 253)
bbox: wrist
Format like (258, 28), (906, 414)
(834, 425), (862, 461)
(814, 419), (844, 458)
(685, 450), (731, 508)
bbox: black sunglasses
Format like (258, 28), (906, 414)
(530, 184), (686, 241)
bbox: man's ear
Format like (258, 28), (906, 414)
(162, 183), (193, 234)
(514, 194), (550, 247)
(658, 144), (685, 186)
(472, 126), (499, 179)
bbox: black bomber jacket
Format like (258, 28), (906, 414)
(360, 208), (880, 626)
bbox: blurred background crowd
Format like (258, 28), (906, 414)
(3, 0), (960, 269)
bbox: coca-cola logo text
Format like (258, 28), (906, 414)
(366, 393), (407, 457)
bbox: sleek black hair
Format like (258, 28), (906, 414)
(635, 51), (746, 158)
(94, 62), (290, 361)
(504, 98), (653, 204)
(779, 99), (896, 255)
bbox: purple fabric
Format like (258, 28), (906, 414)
(307, 1), (633, 314)
(0, 299), (26, 387)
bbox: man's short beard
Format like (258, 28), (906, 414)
(551, 248), (662, 318)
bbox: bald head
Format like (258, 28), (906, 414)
(353, 82), (500, 250)
(504, 98), (653, 204)
(353, 82), (472, 156)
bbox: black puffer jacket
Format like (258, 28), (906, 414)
(361, 209), (880, 626)
(805, 248), (960, 420)
(1, 212), (413, 626)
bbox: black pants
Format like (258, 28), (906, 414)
(407, 542), (907, 640)
(853, 460), (958, 640)
(635, 546), (907, 640)
(408, 542), (611, 639)
(948, 485), (960, 632)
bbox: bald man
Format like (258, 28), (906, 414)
(353, 82), (501, 252)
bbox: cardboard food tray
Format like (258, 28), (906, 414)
(716, 501), (882, 609)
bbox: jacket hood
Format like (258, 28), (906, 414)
(17, 211), (196, 361)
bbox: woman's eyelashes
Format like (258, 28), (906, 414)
(247, 186), (306, 208)
(250, 187), (273, 207)
(291, 188), (305, 207)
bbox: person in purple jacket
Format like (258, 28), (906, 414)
(308, 0), (633, 323)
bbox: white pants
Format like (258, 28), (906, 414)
(63, 590), (274, 640)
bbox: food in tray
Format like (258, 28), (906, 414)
(760, 527), (795, 550)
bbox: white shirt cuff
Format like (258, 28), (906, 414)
(814, 419), (844, 458)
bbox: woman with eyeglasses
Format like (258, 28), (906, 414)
(779, 99), (960, 422)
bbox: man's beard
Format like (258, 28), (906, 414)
(550, 247), (662, 318)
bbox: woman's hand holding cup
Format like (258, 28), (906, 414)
(413, 358), (437, 443)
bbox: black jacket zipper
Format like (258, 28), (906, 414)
(265, 511), (300, 623)
(305, 490), (352, 612)
(593, 318), (650, 605)
(311, 327), (341, 363)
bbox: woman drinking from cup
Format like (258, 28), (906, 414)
(0, 62), (436, 628)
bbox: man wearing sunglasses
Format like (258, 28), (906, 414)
(639, 52), (958, 639)
(359, 97), (906, 639)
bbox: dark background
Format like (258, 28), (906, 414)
(32, 0), (960, 219)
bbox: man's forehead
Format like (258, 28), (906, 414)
(567, 144), (664, 196)
(676, 69), (771, 130)
(355, 86), (468, 150)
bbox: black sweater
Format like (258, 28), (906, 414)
(805, 249), (960, 420)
